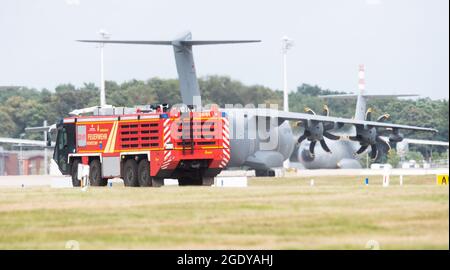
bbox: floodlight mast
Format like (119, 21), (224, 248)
(282, 36), (293, 169)
(99, 29), (110, 107)
(43, 120), (48, 174)
(281, 36), (294, 113)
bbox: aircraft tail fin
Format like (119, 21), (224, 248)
(319, 64), (419, 120)
(78, 32), (260, 108)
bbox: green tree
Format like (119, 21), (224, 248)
(0, 75), (447, 162)
(0, 109), (16, 137)
(406, 151), (424, 162)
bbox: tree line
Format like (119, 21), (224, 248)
(1, 76), (448, 158)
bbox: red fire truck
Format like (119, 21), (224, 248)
(52, 105), (230, 187)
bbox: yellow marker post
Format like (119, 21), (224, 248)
(436, 174), (449, 185)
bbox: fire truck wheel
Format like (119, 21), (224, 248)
(123, 159), (139, 187)
(138, 159), (152, 187)
(178, 177), (190, 186)
(71, 160), (81, 187)
(151, 178), (164, 188)
(178, 177), (202, 186)
(202, 176), (214, 186)
(89, 159), (106, 186)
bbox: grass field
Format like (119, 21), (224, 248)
(0, 174), (448, 250)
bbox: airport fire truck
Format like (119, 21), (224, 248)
(52, 105), (230, 187)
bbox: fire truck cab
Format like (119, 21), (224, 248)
(52, 105), (230, 187)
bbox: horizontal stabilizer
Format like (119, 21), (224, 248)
(77, 40), (172, 45)
(0, 137), (49, 147)
(77, 40), (260, 46)
(319, 94), (419, 99)
(318, 94), (358, 99)
(181, 40), (260, 45)
(24, 126), (51, 132)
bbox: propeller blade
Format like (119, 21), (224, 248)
(365, 108), (373, 121)
(356, 145), (369, 155)
(388, 130), (404, 143)
(323, 131), (340, 140)
(376, 136), (392, 152)
(324, 122), (335, 130)
(298, 133), (308, 144)
(319, 139), (331, 153)
(370, 144), (378, 160)
(309, 141), (317, 155)
(304, 107), (316, 115)
(322, 105), (330, 117)
(377, 114), (390, 122)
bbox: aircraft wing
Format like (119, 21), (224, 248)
(69, 105), (113, 116)
(381, 137), (449, 146)
(361, 94), (418, 99)
(225, 108), (438, 133)
(279, 110), (437, 132)
(0, 137), (48, 146)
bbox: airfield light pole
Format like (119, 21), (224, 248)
(19, 133), (25, 175)
(99, 29), (110, 107)
(43, 120), (48, 175)
(281, 36), (294, 170)
(281, 36), (294, 113)
(447, 149), (449, 168)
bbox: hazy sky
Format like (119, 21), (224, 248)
(0, 0), (448, 99)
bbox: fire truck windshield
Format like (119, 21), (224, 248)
(53, 124), (76, 174)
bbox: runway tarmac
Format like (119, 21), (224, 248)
(0, 168), (448, 188)
(0, 175), (67, 188)
(294, 168), (449, 177)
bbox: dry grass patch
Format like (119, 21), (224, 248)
(0, 174), (447, 249)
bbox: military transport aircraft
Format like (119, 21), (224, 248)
(77, 32), (438, 174)
(291, 65), (419, 169)
(289, 65), (448, 169)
